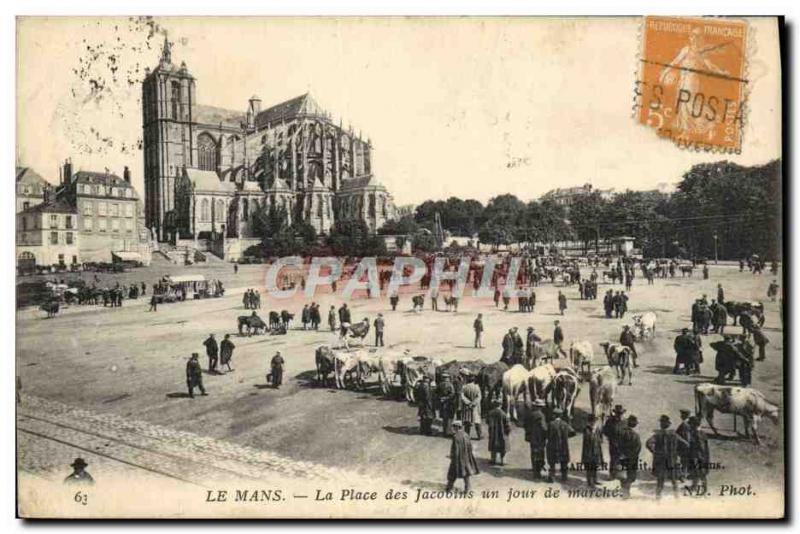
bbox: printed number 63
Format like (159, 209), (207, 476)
(74, 492), (88, 506)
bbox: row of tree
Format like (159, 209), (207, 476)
(246, 159), (781, 260)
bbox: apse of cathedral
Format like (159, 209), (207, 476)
(142, 37), (395, 243)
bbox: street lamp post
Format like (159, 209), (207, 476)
(713, 234), (719, 264)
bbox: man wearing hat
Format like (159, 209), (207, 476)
(646, 415), (689, 498)
(220, 334), (235, 373)
(501, 328), (515, 365)
(269, 351), (285, 389)
(686, 415), (710, 493)
(437, 373), (456, 437)
(460, 373), (483, 440)
(186, 353), (206, 398)
(673, 328), (695, 375)
(64, 457), (94, 485)
(374, 313), (385, 347)
(524, 399), (548, 479)
(473, 314), (484, 348)
(486, 399), (511, 466)
(416, 376), (435, 436)
(675, 409), (692, 481)
(546, 408), (575, 483)
(602, 404), (626, 480)
(203, 333), (219, 373)
(445, 420), (480, 492)
(553, 320), (567, 358)
(619, 325), (639, 368)
(581, 414), (604, 487)
(617, 415), (642, 499)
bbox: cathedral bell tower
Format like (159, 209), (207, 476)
(141, 33), (196, 241)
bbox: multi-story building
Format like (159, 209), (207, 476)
(142, 37), (396, 255)
(16, 166), (50, 213)
(16, 197), (80, 270)
(540, 183), (616, 208)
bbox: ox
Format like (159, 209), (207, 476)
(600, 342), (633, 385)
(528, 363), (557, 404)
(549, 367), (580, 421)
(529, 339), (561, 368)
(377, 349), (412, 397)
(401, 357), (441, 402)
(695, 383), (780, 445)
(589, 366), (618, 421)
(632, 311), (657, 341)
(340, 318), (370, 349)
(502, 364), (531, 421)
(569, 340), (594, 377)
(315, 346), (336, 387)
(237, 314), (267, 336)
(478, 361), (509, 414)
(333, 348), (370, 389)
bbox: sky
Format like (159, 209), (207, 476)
(16, 17), (782, 206)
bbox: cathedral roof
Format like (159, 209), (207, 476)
(339, 175), (387, 192)
(255, 93), (325, 128)
(184, 168), (236, 193)
(241, 180), (262, 192)
(194, 104), (246, 128)
(20, 197), (76, 215)
(265, 178), (292, 192)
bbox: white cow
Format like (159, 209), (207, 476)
(600, 342), (633, 385)
(376, 349), (411, 396)
(694, 383), (780, 444)
(333, 348), (369, 389)
(401, 357), (442, 402)
(528, 363), (557, 402)
(632, 311), (658, 341)
(569, 340), (594, 377)
(550, 368), (580, 420)
(501, 364), (531, 421)
(589, 366), (618, 420)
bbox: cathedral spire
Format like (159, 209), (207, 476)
(160, 31), (172, 65)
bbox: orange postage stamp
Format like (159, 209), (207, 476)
(636, 16), (748, 153)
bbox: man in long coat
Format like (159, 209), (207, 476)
(186, 353), (206, 398)
(673, 328), (695, 374)
(558, 291), (567, 315)
(686, 415), (710, 492)
(553, 321), (567, 358)
(328, 306), (337, 332)
(338, 304), (351, 337)
(512, 328), (524, 365)
(526, 327), (543, 367)
(220, 334), (235, 372)
(445, 421), (480, 492)
(437, 374), (457, 437)
(602, 404), (626, 480)
(270, 351), (285, 389)
(713, 300), (728, 334)
(675, 409), (692, 481)
(617, 415), (642, 499)
(460, 374), (483, 439)
(203, 334), (218, 373)
(646, 414), (688, 498)
(546, 409), (574, 482)
(501, 329), (515, 365)
(619, 325), (638, 368)
(486, 400), (511, 465)
(581, 415), (604, 487)
(524, 399), (548, 479)
(416, 376), (435, 436)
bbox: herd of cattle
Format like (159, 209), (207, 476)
(309, 305), (778, 444)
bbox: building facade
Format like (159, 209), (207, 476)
(540, 183), (616, 208)
(142, 37), (396, 248)
(16, 167), (50, 213)
(16, 198), (80, 269)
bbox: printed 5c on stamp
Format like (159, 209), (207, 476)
(636, 16), (748, 153)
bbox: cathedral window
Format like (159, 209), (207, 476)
(171, 81), (181, 119)
(215, 199), (225, 223)
(197, 133), (217, 171)
(242, 198), (249, 221)
(200, 198), (210, 222)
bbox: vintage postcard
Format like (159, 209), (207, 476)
(15, 16), (784, 519)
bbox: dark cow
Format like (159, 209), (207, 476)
(315, 345), (336, 386)
(237, 314), (267, 336)
(269, 311), (281, 329)
(40, 301), (60, 318)
(726, 301), (765, 327)
(680, 265), (694, 277)
(478, 361), (509, 414)
(280, 310), (294, 328)
(435, 360), (485, 385)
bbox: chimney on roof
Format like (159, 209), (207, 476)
(123, 166), (131, 183)
(42, 184), (51, 205)
(62, 158), (72, 186)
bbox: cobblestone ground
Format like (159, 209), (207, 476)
(17, 263), (784, 498)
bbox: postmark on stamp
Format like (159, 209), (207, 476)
(635, 16), (748, 153)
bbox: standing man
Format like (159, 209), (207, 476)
(553, 320), (566, 358)
(338, 303), (351, 337)
(558, 291), (567, 316)
(390, 289), (400, 311)
(646, 414), (687, 499)
(603, 405), (626, 480)
(431, 286), (439, 311)
(416, 376), (435, 436)
(581, 415), (604, 488)
(676, 409), (692, 481)
(186, 353), (206, 398)
(526, 327), (543, 368)
(546, 408), (574, 483)
(63, 458), (95, 486)
(220, 334), (235, 373)
(617, 415), (642, 499)
(445, 421), (480, 492)
(234, 263), (238, 275)
(604, 290), (613, 318)
(713, 300), (728, 334)
(149, 293), (158, 312)
(374, 313), (385, 347)
(486, 399), (511, 466)
(203, 334), (219, 373)
(717, 283), (725, 305)
(512, 327), (524, 365)
(619, 325), (639, 368)
(687, 415), (710, 493)
(437, 374), (457, 437)
(460, 373), (483, 440)
(501, 328), (515, 364)
(473, 314), (484, 349)
(524, 399), (548, 479)
(270, 351), (285, 389)
(767, 280), (779, 302)
(328, 305), (337, 333)
(751, 325), (769, 361)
